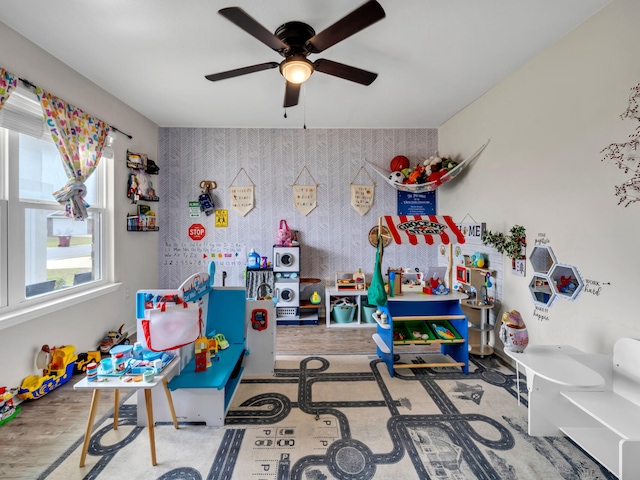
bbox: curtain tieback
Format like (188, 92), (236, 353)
(53, 179), (87, 203)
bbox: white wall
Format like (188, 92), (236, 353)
(438, 0), (640, 355)
(0, 22), (159, 387)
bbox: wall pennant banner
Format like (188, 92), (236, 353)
(350, 166), (375, 216)
(229, 168), (255, 217)
(230, 185), (254, 216)
(293, 166), (317, 216)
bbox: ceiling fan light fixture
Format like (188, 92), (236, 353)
(280, 56), (314, 84)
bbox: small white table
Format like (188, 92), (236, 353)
(504, 345), (606, 436)
(73, 358), (180, 467)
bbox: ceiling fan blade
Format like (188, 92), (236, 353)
(219, 7), (288, 52)
(283, 82), (301, 108)
(313, 59), (378, 85)
(205, 62), (279, 82)
(305, 0), (385, 54)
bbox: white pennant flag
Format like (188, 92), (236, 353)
(230, 185), (254, 216)
(293, 184), (317, 216)
(351, 183), (374, 216)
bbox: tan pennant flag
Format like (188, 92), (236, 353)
(293, 184), (317, 216)
(351, 183), (374, 216)
(230, 185), (254, 216)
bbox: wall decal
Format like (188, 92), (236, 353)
(601, 81), (640, 207)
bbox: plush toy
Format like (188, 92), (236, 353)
(422, 155), (459, 182)
(422, 155), (443, 176)
(404, 165), (425, 184)
(471, 252), (485, 268)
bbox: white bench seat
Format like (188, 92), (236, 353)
(561, 391), (640, 440)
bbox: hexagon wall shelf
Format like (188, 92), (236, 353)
(528, 245), (583, 307)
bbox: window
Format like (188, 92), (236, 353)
(0, 87), (112, 312)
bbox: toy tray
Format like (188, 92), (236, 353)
(393, 323), (413, 343)
(405, 321), (436, 341)
(430, 320), (462, 341)
(128, 355), (175, 375)
(97, 364), (132, 377)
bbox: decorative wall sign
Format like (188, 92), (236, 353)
(350, 166), (375, 216)
(457, 222), (486, 240)
(292, 166), (317, 216)
(188, 223), (206, 241)
(229, 168), (255, 216)
(163, 241), (246, 267)
(189, 201), (201, 218)
(215, 209), (228, 228)
(230, 185), (254, 216)
(397, 190), (436, 215)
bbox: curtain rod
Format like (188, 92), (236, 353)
(18, 76), (133, 140)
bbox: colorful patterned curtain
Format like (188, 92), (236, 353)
(36, 88), (110, 220)
(0, 68), (18, 110)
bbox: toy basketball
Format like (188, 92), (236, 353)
(390, 155), (410, 172)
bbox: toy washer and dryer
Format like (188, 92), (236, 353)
(273, 245), (301, 324)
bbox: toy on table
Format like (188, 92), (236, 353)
(194, 337), (210, 372)
(422, 277), (444, 295)
(389, 271), (396, 298)
(194, 335), (220, 372)
(98, 324), (130, 354)
(74, 351), (102, 374)
(18, 345), (77, 400)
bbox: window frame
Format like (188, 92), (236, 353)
(0, 87), (118, 329)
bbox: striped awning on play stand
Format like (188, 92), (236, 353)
(382, 215), (465, 245)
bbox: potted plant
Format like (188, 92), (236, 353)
(482, 225), (526, 268)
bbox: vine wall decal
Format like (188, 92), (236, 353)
(601, 82), (640, 207)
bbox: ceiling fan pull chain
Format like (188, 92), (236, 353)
(284, 109), (287, 119)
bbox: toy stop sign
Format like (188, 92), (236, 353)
(188, 223), (206, 241)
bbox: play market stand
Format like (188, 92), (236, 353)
(373, 288), (469, 375)
(370, 215), (470, 376)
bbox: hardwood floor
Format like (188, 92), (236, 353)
(276, 323), (377, 354)
(0, 321), (380, 479)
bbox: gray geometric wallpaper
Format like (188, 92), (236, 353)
(158, 128), (439, 290)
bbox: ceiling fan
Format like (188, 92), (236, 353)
(205, 0), (386, 108)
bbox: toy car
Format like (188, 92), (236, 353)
(74, 351), (102, 374)
(98, 324), (130, 354)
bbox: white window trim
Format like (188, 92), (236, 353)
(0, 282), (121, 331)
(0, 86), (117, 327)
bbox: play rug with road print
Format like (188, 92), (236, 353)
(42, 354), (614, 480)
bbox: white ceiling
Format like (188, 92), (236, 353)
(2, 0), (610, 129)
